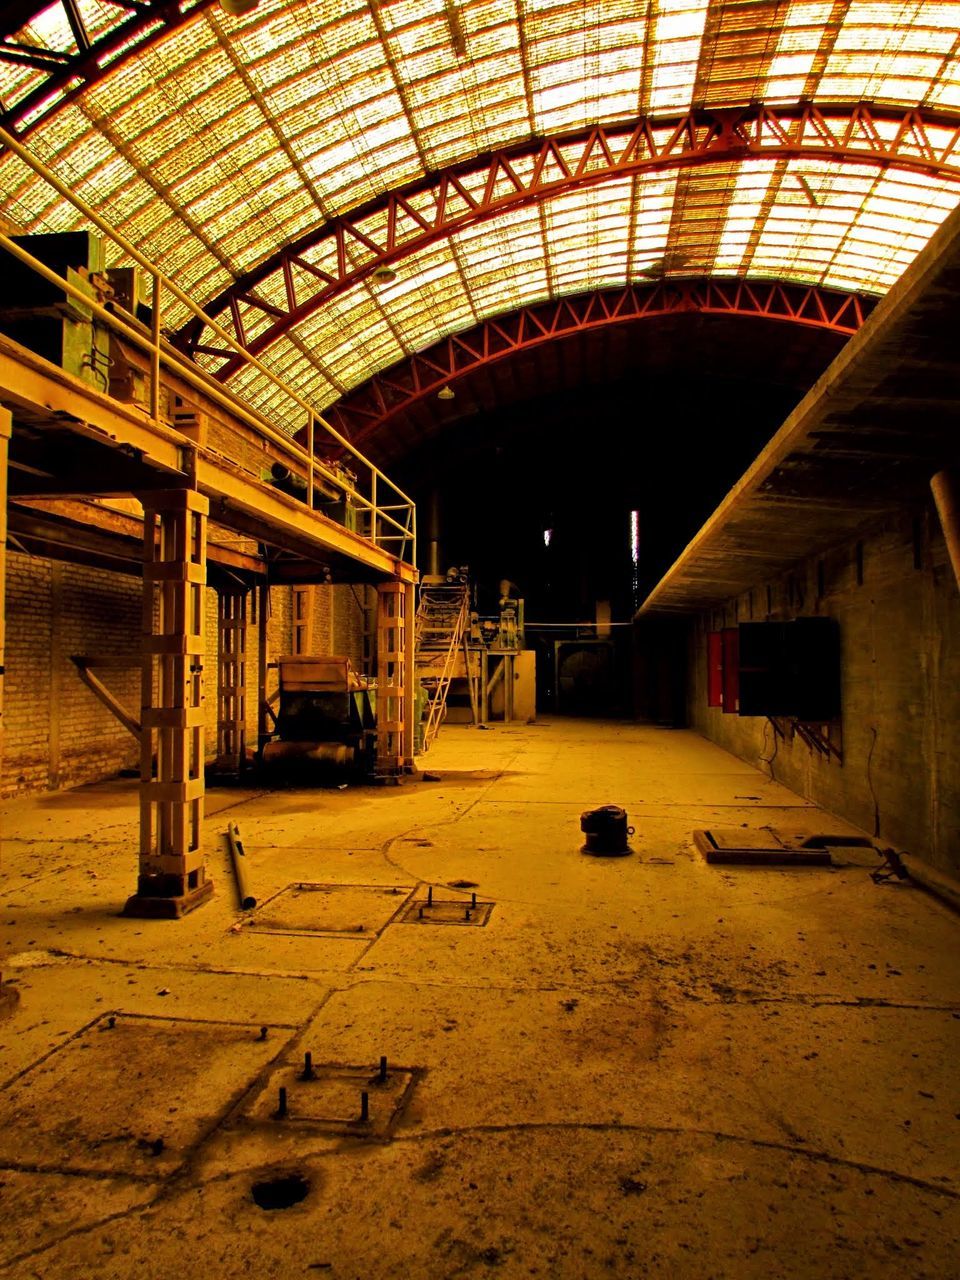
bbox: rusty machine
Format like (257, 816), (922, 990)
(260, 655), (376, 780)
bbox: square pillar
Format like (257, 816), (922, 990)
(375, 580), (406, 781)
(257, 582), (272, 758)
(0, 409), (17, 1013)
(125, 488), (213, 919)
(403, 581), (416, 769)
(215, 586), (247, 773)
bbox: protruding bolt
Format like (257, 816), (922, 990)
(418, 906), (424, 919)
(427, 886), (433, 907)
(258, 1026), (268, 1041)
(301, 1051), (315, 1081)
(276, 1086), (288, 1119)
(360, 1091), (369, 1123)
(465, 908), (472, 921)
(471, 892), (477, 909)
(379, 1055), (388, 1083)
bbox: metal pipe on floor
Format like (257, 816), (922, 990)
(226, 823), (256, 910)
(931, 469), (960, 592)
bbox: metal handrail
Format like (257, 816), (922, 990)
(0, 123), (415, 564)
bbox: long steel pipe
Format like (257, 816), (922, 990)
(226, 823), (256, 911)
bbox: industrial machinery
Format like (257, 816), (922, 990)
(0, 231), (111, 391)
(261, 655), (376, 781)
(415, 569), (535, 744)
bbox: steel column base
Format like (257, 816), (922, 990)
(123, 877), (215, 919)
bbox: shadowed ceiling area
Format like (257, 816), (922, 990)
(385, 307), (849, 619)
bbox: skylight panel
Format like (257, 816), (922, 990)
(648, 0), (709, 113)
(715, 160), (777, 272)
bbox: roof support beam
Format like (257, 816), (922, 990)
(325, 279), (874, 446)
(175, 102), (960, 378)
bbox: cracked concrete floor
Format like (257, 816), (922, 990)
(0, 719), (958, 1278)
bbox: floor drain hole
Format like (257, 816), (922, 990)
(252, 1172), (311, 1210)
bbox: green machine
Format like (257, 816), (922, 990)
(0, 231), (111, 392)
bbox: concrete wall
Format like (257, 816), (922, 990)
(3, 553), (366, 796)
(689, 507), (960, 877)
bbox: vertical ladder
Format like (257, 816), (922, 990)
(417, 584), (469, 751)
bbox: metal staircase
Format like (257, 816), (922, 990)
(416, 583), (470, 750)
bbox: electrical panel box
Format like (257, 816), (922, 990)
(738, 618), (840, 721)
(721, 627), (739, 714)
(707, 631), (723, 707)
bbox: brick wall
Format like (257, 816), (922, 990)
(3, 552), (383, 794)
(3, 553), (140, 795)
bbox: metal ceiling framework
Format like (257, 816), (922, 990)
(2, 1), (960, 440)
(0, 0), (205, 134)
(183, 101), (960, 377)
(327, 277), (875, 444)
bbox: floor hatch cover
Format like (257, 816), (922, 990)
(0, 1013), (283, 1176)
(694, 828), (874, 866)
(250, 882), (415, 937)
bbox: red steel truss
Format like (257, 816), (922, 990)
(0, 1), (205, 135)
(180, 102), (960, 377)
(325, 278), (874, 445)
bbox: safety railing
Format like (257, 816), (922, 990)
(0, 123), (416, 567)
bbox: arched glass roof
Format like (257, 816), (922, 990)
(2, 0), (960, 425)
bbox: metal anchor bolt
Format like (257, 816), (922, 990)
(275, 1086), (288, 1119)
(301, 1051), (315, 1081)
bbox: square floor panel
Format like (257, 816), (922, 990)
(0, 1014), (284, 1176)
(250, 883), (415, 937)
(242, 1059), (418, 1139)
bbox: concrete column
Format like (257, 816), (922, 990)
(0, 408), (17, 1014)
(257, 582), (271, 758)
(126, 488), (213, 919)
(375, 580), (405, 780)
(215, 587), (247, 773)
(403, 580), (416, 768)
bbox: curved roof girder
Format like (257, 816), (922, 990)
(325, 278), (874, 447)
(179, 101), (960, 379)
(0, 0), (207, 136)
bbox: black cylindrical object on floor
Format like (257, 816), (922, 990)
(580, 804), (634, 856)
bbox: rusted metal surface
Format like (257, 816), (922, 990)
(179, 103), (960, 375)
(327, 279), (873, 445)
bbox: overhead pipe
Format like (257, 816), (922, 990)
(427, 490), (440, 577)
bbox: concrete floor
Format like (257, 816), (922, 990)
(1, 719), (958, 1278)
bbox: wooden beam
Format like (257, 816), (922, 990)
(70, 656), (141, 738)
